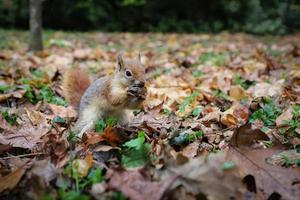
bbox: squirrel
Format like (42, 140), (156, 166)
(62, 54), (147, 137)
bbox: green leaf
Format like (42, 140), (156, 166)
(121, 131), (150, 168)
(281, 155), (291, 167)
(192, 106), (203, 117)
(292, 104), (300, 118)
(2, 111), (18, 126)
(263, 141), (274, 148)
(249, 98), (282, 127)
(199, 52), (228, 66)
(123, 131), (145, 149)
(223, 161), (235, 170)
(53, 116), (66, 124)
(260, 126), (270, 133)
(171, 130), (203, 146)
(133, 109), (142, 116)
(179, 91), (199, 113)
(121, 143), (150, 168)
(51, 96), (68, 106)
(111, 191), (126, 200)
(163, 108), (172, 115)
(193, 70), (203, 78)
(68, 131), (77, 143)
(0, 85), (13, 93)
(87, 168), (103, 184)
(233, 75), (252, 89)
(195, 130), (204, 138)
(41, 195), (55, 200)
(63, 190), (90, 200)
(95, 118), (106, 132)
(35, 86), (68, 106)
(106, 116), (118, 126)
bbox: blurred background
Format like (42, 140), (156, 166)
(1, 0), (300, 35)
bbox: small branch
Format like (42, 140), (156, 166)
(153, 85), (188, 88)
(0, 152), (44, 160)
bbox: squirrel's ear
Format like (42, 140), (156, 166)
(117, 53), (124, 70)
(138, 52), (142, 62)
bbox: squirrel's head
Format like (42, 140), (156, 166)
(115, 53), (146, 87)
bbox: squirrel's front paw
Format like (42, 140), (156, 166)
(127, 86), (147, 99)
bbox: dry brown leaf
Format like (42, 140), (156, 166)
(72, 154), (93, 178)
(27, 159), (57, 183)
(229, 123), (269, 147)
(266, 149), (300, 166)
(221, 113), (238, 127)
(227, 146), (300, 200)
(0, 115), (15, 131)
(90, 182), (108, 198)
(161, 153), (242, 200)
(276, 107), (293, 127)
(229, 85), (248, 100)
(199, 108), (221, 122)
(0, 163), (27, 192)
(0, 89), (26, 102)
(181, 141), (199, 158)
(100, 126), (126, 146)
(107, 169), (176, 200)
(73, 48), (92, 60)
(233, 103), (250, 123)
(248, 80), (284, 97)
(47, 103), (77, 119)
(25, 108), (43, 126)
(44, 128), (70, 168)
(0, 112), (50, 149)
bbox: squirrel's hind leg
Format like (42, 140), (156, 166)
(76, 121), (95, 138)
(108, 109), (133, 126)
(75, 105), (101, 137)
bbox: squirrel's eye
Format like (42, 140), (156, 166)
(125, 70), (132, 77)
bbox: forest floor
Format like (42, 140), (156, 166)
(0, 30), (300, 200)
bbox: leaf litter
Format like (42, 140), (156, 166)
(0, 31), (300, 199)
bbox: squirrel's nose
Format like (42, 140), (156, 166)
(134, 80), (145, 87)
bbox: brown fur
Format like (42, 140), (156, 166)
(62, 68), (91, 107)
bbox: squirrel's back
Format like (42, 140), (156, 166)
(62, 68), (91, 107)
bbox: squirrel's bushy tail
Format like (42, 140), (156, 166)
(62, 68), (91, 108)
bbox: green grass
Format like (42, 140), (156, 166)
(249, 97), (282, 127)
(198, 52), (229, 66)
(2, 111), (18, 126)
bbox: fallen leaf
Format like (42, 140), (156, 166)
(230, 123), (269, 147)
(266, 149), (300, 167)
(227, 146), (300, 200)
(0, 163), (27, 192)
(181, 141), (200, 158)
(73, 48), (92, 60)
(47, 103), (77, 119)
(221, 113), (238, 127)
(101, 126), (125, 146)
(25, 108), (43, 126)
(229, 85), (248, 100)
(0, 112), (50, 149)
(0, 89), (26, 102)
(276, 107), (293, 127)
(90, 182), (108, 198)
(248, 80), (284, 98)
(28, 159), (57, 183)
(161, 153), (242, 200)
(233, 103), (250, 123)
(72, 154), (94, 178)
(107, 169), (176, 200)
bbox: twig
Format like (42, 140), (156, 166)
(153, 85), (188, 88)
(0, 152), (44, 160)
